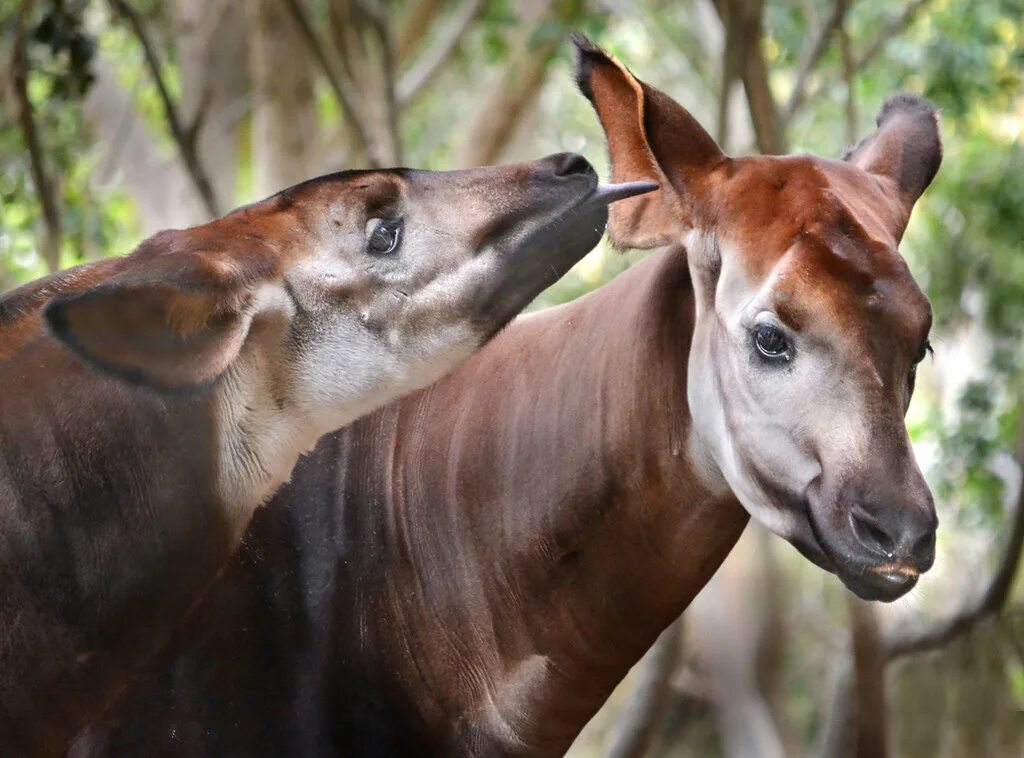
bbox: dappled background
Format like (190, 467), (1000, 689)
(2, 0), (1023, 755)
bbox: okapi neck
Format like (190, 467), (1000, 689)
(410, 247), (749, 753)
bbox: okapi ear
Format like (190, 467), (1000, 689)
(844, 94), (942, 236)
(44, 232), (275, 391)
(573, 34), (725, 249)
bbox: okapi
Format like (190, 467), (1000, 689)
(72, 37), (942, 757)
(0, 153), (652, 755)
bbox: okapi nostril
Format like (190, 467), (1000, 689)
(911, 530), (935, 560)
(551, 153), (593, 178)
(851, 509), (896, 555)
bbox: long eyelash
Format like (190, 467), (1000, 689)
(925, 340), (934, 359)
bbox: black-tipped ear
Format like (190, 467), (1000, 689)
(571, 32), (604, 101)
(572, 34), (724, 249)
(845, 94), (942, 231)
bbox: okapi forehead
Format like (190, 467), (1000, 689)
(713, 155), (905, 270)
(272, 168), (408, 214)
(770, 233), (930, 353)
(715, 154), (929, 346)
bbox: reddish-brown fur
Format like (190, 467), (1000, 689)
(70, 41), (943, 757)
(2, 154), (621, 755)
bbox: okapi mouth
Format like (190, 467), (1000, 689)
(797, 492), (920, 602)
(750, 470), (922, 602)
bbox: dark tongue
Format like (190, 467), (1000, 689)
(591, 180), (659, 204)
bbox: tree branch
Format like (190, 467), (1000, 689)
(395, 0), (443, 65)
(886, 411), (1024, 659)
(850, 0), (932, 78)
(108, 0), (220, 218)
(815, 412), (1024, 757)
(397, 0), (484, 107)
(797, 0), (933, 116)
(839, 20), (858, 145)
(784, 0), (850, 121)
(713, 0), (786, 154)
(885, 478), (1024, 657)
(278, 0), (374, 165)
(454, 0), (565, 169)
(848, 596), (888, 758)
(11, 0), (62, 272)
(597, 0), (717, 98)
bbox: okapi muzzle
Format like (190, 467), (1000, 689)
(575, 35), (941, 601)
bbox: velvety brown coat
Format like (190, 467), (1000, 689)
(71, 39), (943, 757)
(3, 154), (629, 755)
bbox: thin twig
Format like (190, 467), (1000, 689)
(107, 0), (220, 218)
(11, 0), (62, 272)
(784, 0), (850, 120)
(839, 21), (858, 144)
(397, 0), (483, 107)
(394, 0), (443, 65)
(797, 0), (933, 115)
(278, 0), (373, 164)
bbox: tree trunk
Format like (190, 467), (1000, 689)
(249, 0), (319, 197)
(455, 0), (572, 168)
(713, 0), (785, 154)
(686, 525), (786, 758)
(848, 595), (888, 758)
(175, 0), (247, 209)
(84, 56), (206, 233)
(603, 619), (683, 758)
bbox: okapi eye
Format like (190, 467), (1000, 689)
(915, 339), (933, 364)
(754, 324), (790, 360)
(367, 219), (403, 255)
(908, 340), (932, 389)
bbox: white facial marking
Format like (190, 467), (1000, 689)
(209, 227), (488, 535)
(686, 234), (870, 540)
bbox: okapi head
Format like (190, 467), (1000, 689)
(29, 155), (651, 506)
(575, 37), (941, 601)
